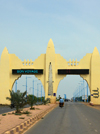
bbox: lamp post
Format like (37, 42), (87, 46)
(79, 81), (84, 100)
(41, 85), (43, 102)
(73, 92), (75, 102)
(23, 76), (31, 98)
(44, 90), (45, 98)
(74, 91), (75, 102)
(74, 91), (76, 102)
(37, 83), (41, 103)
(78, 81), (83, 101)
(77, 88), (79, 101)
(75, 89), (77, 101)
(15, 80), (17, 92)
(37, 83), (41, 102)
(87, 83), (88, 102)
(79, 85), (80, 101)
(33, 80), (37, 99)
(83, 80), (85, 102)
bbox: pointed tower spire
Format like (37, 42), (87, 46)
(46, 39), (55, 54)
(92, 47), (99, 56)
(0, 47), (9, 60)
(2, 47), (8, 53)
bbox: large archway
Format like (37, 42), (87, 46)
(0, 39), (100, 105)
(12, 75), (45, 102)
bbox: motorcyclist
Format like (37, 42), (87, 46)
(59, 97), (64, 107)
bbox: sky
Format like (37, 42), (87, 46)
(0, 0), (100, 99)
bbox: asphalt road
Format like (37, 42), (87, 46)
(24, 102), (100, 134)
(0, 102), (43, 114)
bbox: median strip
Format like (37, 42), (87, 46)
(0, 103), (58, 134)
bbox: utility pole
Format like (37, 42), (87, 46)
(41, 85), (42, 102)
(15, 80), (17, 92)
(87, 83), (88, 102)
(23, 76), (31, 98)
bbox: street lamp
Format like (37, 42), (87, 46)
(78, 81), (83, 101)
(33, 80), (37, 99)
(78, 84), (81, 101)
(87, 83), (88, 102)
(23, 76), (31, 98)
(80, 80), (85, 102)
(15, 80), (17, 93)
(37, 83), (41, 103)
(41, 85), (43, 102)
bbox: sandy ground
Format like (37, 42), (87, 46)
(81, 102), (100, 110)
(0, 104), (57, 134)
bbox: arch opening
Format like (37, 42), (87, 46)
(12, 75), (45, 102)
(57, 75), (90, 102)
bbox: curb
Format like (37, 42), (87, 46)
(4, 104), (58, 134)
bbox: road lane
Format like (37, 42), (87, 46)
(24, 102), (100, 134)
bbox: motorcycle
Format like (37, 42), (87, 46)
(59, 102), (64, 108)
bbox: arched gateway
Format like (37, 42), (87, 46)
(0, 39), (100, 105)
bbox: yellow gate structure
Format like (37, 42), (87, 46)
(0, 39), (100, 105)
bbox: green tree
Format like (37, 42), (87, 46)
(6, 89), (27, 113)
(88, 95), (90, 102)
(42, 98), (49, 105)
(27, 94), (37, 109)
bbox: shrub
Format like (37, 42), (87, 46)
(22, 111), (30, 114)
(2, 114), (6, 116)
(20, 108), (23, 111)
(30, 107), (35, 110)
(19, 117), (25, 119)
(36, 108), (40, 110)
(27, 114), (32, 116)
(14, 113), (22, 115)
(8, 113), (12, 115)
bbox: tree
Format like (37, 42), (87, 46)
(6, 89), (27, 113)
(27, 94), (37, 109)
(88, 95), (90, 102)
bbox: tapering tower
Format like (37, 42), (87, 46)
(45, 39), (56, 103)
(48, 62), (53, 96)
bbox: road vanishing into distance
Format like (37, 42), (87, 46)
(24, 102), (100, 134)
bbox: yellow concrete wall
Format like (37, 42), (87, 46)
(90, 47), (100, 104)
(0, 39), (100, 105)
(0, 47), (10, 104)
(0, 47), (22, 104)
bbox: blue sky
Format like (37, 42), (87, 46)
(0, 0), (100, 99)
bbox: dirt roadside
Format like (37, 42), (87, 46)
(0, 103), (59, 134)
(81, 102), (100, 111)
